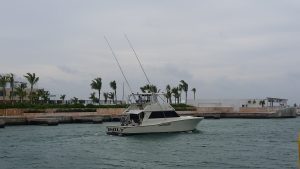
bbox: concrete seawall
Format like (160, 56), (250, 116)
(180, 107), (297, 119)
(0, 107), (297, 126)
(0, 108), (125, 126)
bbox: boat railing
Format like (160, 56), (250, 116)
(128, 93), (167, 105)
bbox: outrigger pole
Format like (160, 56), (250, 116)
(124, 35), (167, 105)
(104, 36), (136, 101)
(124, 34), (152, 86)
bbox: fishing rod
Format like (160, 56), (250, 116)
(104, 36), (137, 101)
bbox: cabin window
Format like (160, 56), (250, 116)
(149, 111), (165, 119)
(164, 111), (180, 118)
(149, 111), (180, 119)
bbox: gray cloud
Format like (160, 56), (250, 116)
(1, 0), (299, 103)
(57, 65), (80, 75)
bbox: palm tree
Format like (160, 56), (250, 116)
(178, 84), (183, 103)
(108, 92), (115, 104)
(38, 89), (50, 104)
(8, 73), (15, 101)
(171, 87), (180, 104)
(31, 91), (40, 104)
(60, 94), (66, 104)
(103, 92), (109, 104)
(89, 92), (98, 104)
(165, 85), (172, 104)
(110, 80), (117, 104)
(24, 73), (39, 103)
(180, 80), (188, 104)
(71, 97), (79, 104)
(259, 100), (266, 108)
(0, 74), (8, 101)
(90, 77), (102, 105)
(191, 88), (196, 100)
(140, 84), (157, 93)
(15, 83), (27, 102)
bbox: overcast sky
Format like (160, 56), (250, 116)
(1, 0), (299, 103)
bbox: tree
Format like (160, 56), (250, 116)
(103, 92), (109, 104)
(178, 84), (183, 103)
(110, 80), (117, 104)
(108, 92), (115, 104)
(171, 87), (180, 104)
(8, 73), (15, 101)
(0, 74), (8, 101)
(89, 92), (98, 104)
(38, 89), (50, 104)
(24, 73), (39, 103)
(15, 83), (27, 102)
(60, 94), (66, 104)
(140, 84), (157, 93)
(31, 91), (40, 103)
(259, 100), (266, 108)
(165, 84), (172, 104)
(90, 77), (102, 105)
(180, 80), (188, 104)
(191, 88), (196, 100)
(71, 97), (79, 104)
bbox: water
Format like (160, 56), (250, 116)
(0, 118), (299, 169)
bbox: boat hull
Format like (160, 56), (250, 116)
(106, 117), (203, 136)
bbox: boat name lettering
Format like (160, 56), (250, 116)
(108, 127), (120, 132)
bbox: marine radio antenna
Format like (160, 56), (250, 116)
(104, 36), (136, 100)
(124, 34), (151, 85)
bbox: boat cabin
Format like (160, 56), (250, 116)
(121, 110), (180, 126)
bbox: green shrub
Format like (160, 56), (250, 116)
(0, 103), (128, 109)
(55, 108), (96, 112)
(171, 104), (196, 111)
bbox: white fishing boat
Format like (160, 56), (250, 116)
(104, 36), (203, 136)
(106, 93), (203, 136)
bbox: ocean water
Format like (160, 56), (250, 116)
(0, 118), (299, 169)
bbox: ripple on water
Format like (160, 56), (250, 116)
(0, 119), (299, 169)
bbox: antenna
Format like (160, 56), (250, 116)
(124, 34), (151, 85)
(104, 36), (136, 100)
